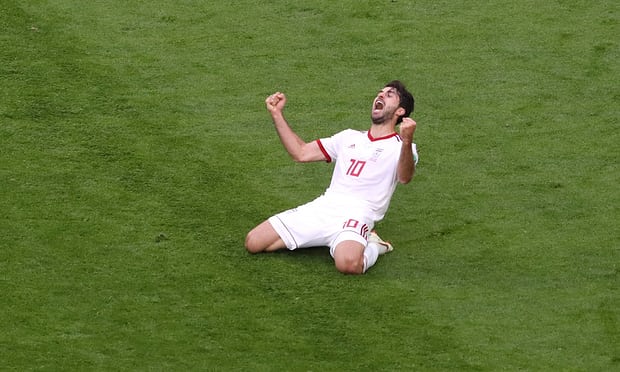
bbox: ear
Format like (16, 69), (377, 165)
(395, 107), (406, 118)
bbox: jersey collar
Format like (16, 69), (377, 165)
(367, 130), (399, 142)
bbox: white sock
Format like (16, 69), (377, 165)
(363, 244), (380, 273)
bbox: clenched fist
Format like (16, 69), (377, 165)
(399, 117), (417, 143)
(265, 92), (287, 113)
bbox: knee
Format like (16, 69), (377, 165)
(245, 221), (285, 253)
(244, 231), (262, 254)
(335, 256), (364, 275)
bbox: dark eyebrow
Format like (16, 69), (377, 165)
(379, 87), (398, 95)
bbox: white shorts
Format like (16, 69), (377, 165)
(268, 194), (375, 256)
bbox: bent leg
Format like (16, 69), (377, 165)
(245, 220), (286, 253)
(332, 240), (366, 275)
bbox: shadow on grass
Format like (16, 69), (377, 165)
(273, 246), (330, 258)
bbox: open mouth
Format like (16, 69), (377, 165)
(373, 100), (384, 111)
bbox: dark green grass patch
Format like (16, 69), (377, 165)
(1, 0), (618, 370)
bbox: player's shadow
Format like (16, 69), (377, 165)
(274, 246), (332, 266)
(276, 246), (328, 257)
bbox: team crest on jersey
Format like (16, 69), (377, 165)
(370, 148), (384, 162)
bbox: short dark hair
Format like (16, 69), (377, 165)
(386, 80), (414, 124)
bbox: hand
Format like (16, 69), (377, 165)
(265, 92), (287, 113)
(399, 117), (417, 143)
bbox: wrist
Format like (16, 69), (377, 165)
(271, 110), (284, 120)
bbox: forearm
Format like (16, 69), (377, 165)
(397, 141), (416, 184)
(271, 111), (307, 161)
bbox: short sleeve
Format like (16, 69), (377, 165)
(316, 129), (355, 163)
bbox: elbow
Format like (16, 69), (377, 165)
(290, 153), (306, 163)
(398, 170), (415, 184)
(290, 151), (315, 163)
(398, 176), (413, 184)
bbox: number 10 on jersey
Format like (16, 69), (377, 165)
(346, 159), (366, 177)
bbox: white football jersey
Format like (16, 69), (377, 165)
(316, 129), (418, 221)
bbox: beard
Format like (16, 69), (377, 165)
(371, 109), (392, 125)
(371, 116), (387, 125)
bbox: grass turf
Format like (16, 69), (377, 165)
(1, 0), (618, 370)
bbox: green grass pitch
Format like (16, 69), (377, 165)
(1, 0), (618, 370)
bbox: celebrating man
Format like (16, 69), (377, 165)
(245, 81), (418, 274)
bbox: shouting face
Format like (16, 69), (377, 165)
(371, 87), (402, 125)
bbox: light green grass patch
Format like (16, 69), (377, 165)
(1, 0), (618, 370)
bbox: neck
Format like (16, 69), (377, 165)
(369, 122), (397, 138)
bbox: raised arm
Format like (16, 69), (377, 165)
(265, 92), (326, 163)
(397, 117), (417, 184)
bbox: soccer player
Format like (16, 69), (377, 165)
(245, 81), (418, 274)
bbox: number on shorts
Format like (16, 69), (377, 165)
(343, 219), (369, 240)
